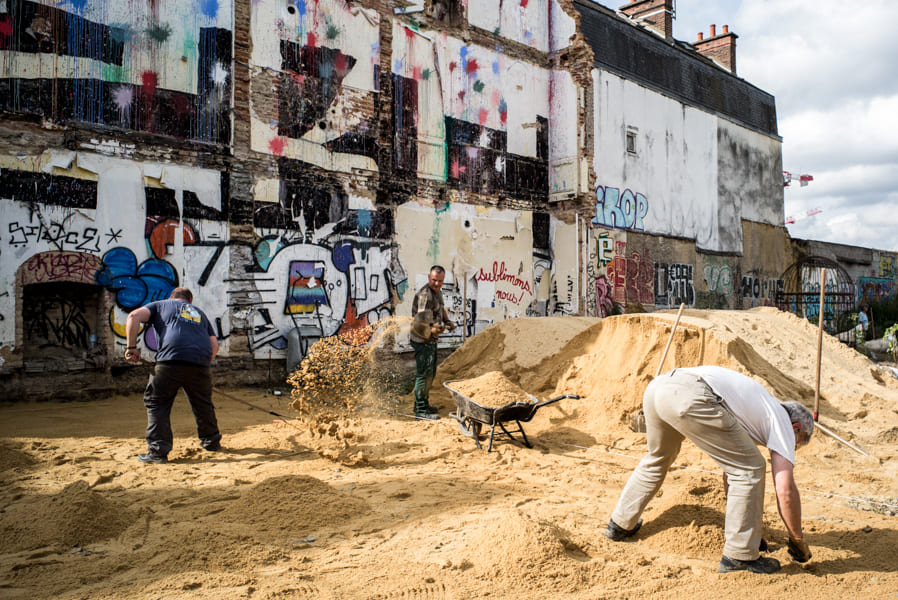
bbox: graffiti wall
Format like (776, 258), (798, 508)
(529, 215), (578, 317)
(396, 201), (582, 343)
(592, 68), (782, 255)
(391, 23), (551, 199)
(592, 69), (717, 248)
(468, 0), (549, 52)
(0, 151), (229, 364)
(249, 175), (408, 357)
(249, 0), (380, 172)
(0, 0), (232, 144)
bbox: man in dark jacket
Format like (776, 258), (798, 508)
(124, 287), (221, 463)
(410, 265), (455, 420)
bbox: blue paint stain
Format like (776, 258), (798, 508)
(96, 248), (178, 310)
(332, 241), (355, 272)
(459, 45), (468, 73)
(65, 0), (89, 14)
(199, 0), (219, 19)
(108, 24), (133, 44)
(296, 0), (307, 17)
(492, 60), (500, 75)
(396, 280), (409, 302)
(356, 210), (373, 237)
(393, 58), (404, 73)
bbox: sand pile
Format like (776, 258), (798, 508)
(220, 474), (371, 534)
(2, 307), (897, 599)
(462, 509), (595, 591)
(434, 308), (898, 444)
(0, 443), (37, 473)
(448, 371), (533, 407)
(0, 480), (136, 552)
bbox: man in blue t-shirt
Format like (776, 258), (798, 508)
(124, 287), (221, 464)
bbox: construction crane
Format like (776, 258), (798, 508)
(782, 169), (818, 224)
(783, 170), (813, 187)
(785, 207), (822, 225)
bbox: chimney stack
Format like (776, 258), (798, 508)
(619, 0), (675, 39)
(693, 23), (738, 74)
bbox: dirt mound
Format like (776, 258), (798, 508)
(640, 477), (728, 560)
(0, 480), (137, 552)
(447, 371), (532, 407)
(0, 443), (37, 472)
(220, 475), (371, 533)
(434, 308), (895, 443)
(462, 509), (594, 592)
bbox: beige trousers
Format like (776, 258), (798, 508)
(610, 370), (767, 560)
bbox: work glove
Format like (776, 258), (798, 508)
(431, 324), (446, 337)
(787, 535), (812, 563)
(445, 321), (456, 332)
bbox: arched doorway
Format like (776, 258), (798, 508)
(775, 256), (855, 338)
(17, 251), (109, 371)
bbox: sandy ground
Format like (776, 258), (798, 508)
(2, 307), (898, 599)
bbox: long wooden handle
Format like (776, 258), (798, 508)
(656, 303), (686, 377)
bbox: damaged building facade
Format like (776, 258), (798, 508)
(1, 0), (895, 398)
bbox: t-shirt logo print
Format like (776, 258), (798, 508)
(178, 305), (203, 324)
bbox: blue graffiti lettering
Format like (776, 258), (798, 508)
(592, 186), (648, 230)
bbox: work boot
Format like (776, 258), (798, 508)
(138, 452), (168, 464)
(604, 518), (642, 541)
(426, 404), (439, 414)
(718, 555), (781, 574)
(414, 412), (440, 421)
(202, 441), (222, 452)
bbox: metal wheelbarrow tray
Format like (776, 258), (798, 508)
(443, 380), (579, 451)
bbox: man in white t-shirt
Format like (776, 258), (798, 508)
(604, 366), (815, 574)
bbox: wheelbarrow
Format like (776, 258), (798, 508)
(443, 380), (579, 452)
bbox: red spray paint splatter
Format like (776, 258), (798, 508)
(0, 15), (13, 47)
(457, 91), (466, 102)
(334, 52), (349, 77)
(520, 0), (529, 7)
(307, 31), (317, 47)
(478, 108), (488, 125)
(141, 71), (158, 92)
(465, 58), (479, 75)
(449, 61), (457, 72)
(412, 65), (423, 80)
(140, 71), (158, 130)
(269, 137), (287, 156)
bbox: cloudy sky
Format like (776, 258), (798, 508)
(658, 0), (898, 252)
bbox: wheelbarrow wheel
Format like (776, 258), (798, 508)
(451, 412), (483, 439)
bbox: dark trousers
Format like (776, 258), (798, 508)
(144, 362), (221, 455)
(411, 340), (437, 413)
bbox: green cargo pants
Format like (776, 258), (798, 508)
(411, 340), (437, 413)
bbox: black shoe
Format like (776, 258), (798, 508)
(138, 452), (168, 464)
(202, 441), (222, 452)
(718, 555), (781, 574)
(604, 518), (642, 541)
(414, 412), (440, 421)
(426, 405), (439, 414)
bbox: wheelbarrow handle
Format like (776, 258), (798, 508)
(533, 394), (579, 409)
